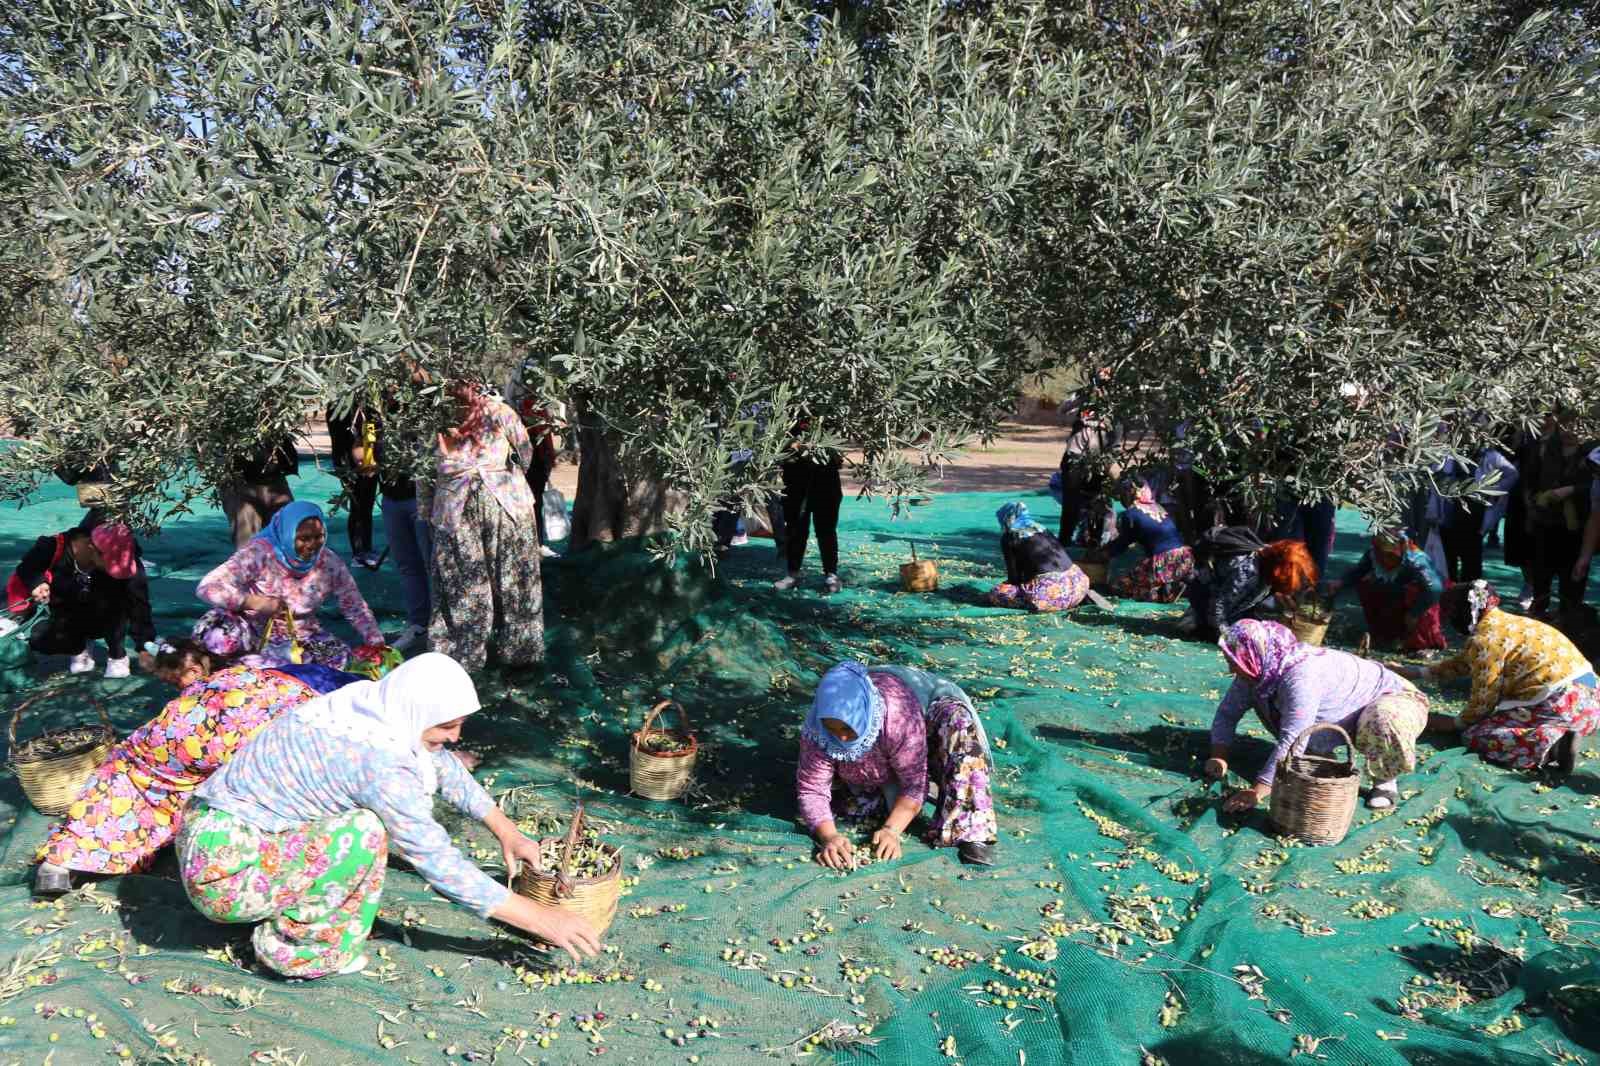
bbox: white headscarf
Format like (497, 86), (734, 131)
(290, 652), (481, 795)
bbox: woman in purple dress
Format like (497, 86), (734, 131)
(796, 662), (998, 868)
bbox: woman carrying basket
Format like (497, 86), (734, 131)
(1204, 620), (1429, 812)
(177, 653), (599, 978)
(32, 647), (365, 897)
(797, 661), (999, 868)
(193, 502), (384, 671)
(1396, 581), (1600, 774)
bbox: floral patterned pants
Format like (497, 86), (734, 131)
(429, 488), (544, 670)
(987, 568), (1089, 613)
(837, 699), (998, 846)
(1464, 681), (1600, 771)
(177, 802), (387, 979)
(1353, 687), (1430, 784)
(192, 609), (352, 671)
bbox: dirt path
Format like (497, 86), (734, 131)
(304, 406), (1071, 502)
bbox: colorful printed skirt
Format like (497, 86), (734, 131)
(1113, 546), (1196, 603)
(178, 801), (388, 979)
(986, 568), (1089, 613)
(37, 667), (318, 874)
(834, 698), (998, 847)
(192, 608), (353, 671)
(1356, 578), (1447, 652)
(1463, 681), (1600, 771)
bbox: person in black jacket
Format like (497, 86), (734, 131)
(5, 524), (155, 678)
(220, 435), (299, 549)
(327, 405), (381, 569)
(986, 502), (1090, 612)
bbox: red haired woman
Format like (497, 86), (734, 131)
(1180, 528), (1318, 640)
(1326, 529), (1446, 652)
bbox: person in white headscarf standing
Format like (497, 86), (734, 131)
(177, 653), (601, 978)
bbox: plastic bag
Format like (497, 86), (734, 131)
(542, 487), (571, 543)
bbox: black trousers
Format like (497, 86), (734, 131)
(782, 460), (843, 575)
(1439, 503), (1487, 584)
(524, 457), (552, 546)
(28, 605), (128, 659)
(1530, 523), (1586, 612)
(345, 472), (378, 556)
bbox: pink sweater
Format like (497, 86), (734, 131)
(795, 672), (929, 831)
(197, 541), (382, 645)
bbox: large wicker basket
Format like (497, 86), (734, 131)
(1287, 615), (1330, 647)
(511, 807), (623, 937)
(1269, 723), (1360, 846)
(10, 692), (115, 816)
(630, 700), (698, 801)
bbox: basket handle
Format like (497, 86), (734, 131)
(1281, 722), (1354, 768)
(639, 700), (688, 739)
(553, 802), (585, 899)
(9, 690), (111, 749)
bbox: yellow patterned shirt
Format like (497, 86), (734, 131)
(1431, 608), (1592, 724)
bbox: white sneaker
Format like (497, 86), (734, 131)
(540, 545), (560, 559)
(730, 533), (750, 547)
(822, 574), (842, 595)
(68, 650), (95, 674)
(338, 953), (370, 976)
(772, 575), (799, 591)
(388, 624), (427, 653)
(104, 657), (130, 679)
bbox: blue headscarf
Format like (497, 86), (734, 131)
(996, 501), (1042, 540)
(253, 501), (326, 576)
(802, 661), (885, 763)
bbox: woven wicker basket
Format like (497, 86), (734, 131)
(10, 692), (115, 816)
(899, 560), (938, 592)
(1287, 616), (1330, 647)
(1269, 723), (1359, 846)
(511, 808), (623, 936)
(630, 700), (698, 801)
(75, 482), (111, 509)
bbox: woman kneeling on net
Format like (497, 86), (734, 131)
(193, 502), (384, 671)
(34, 642), (364, 897)
(1397, 581), (1599, 774)
(1325, 528), (1446, 653)
(985, 502), (1089, 612)
(177, 653), (600, 978)
(1105, 478), (1196, 603)
(797, 662), (999, 868)
(1205, 619), (1429, 812)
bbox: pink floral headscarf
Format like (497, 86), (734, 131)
(1218, 619), (1316, 702)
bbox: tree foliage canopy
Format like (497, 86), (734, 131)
(2, 0), (1597, 541)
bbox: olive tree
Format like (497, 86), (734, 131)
(1008, 0), (1600, 521)
(0, 0), (1044, 552)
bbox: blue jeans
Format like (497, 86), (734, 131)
(381, 496), (432, 629)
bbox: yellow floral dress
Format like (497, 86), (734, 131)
(1432, 608), (1599, 769)
(37, 666), (320, 874)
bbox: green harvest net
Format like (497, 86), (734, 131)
(0, 465), (1598, 1066)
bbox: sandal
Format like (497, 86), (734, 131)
(1365, 785), (1399, 811)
